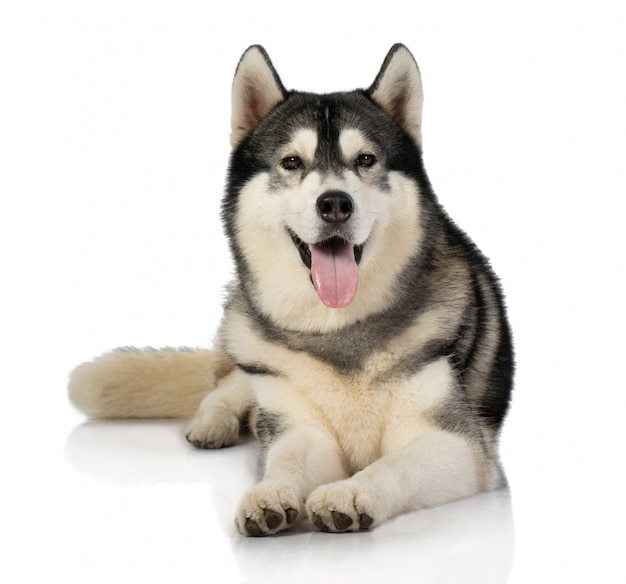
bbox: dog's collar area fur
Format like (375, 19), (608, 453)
(287, 229), (364, 270)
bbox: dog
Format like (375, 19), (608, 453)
(69, 44), (514, 536)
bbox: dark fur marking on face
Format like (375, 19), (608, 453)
(236, 362), (280, 377)
(221, 89), (427, 310)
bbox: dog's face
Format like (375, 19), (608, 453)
(225, 46), (428, 329)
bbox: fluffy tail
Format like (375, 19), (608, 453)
(68, 347), (232, 419)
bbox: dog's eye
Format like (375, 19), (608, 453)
(356, 154), (377, 168)
(282, 156), (303, 171)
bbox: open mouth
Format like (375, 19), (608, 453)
(288, 231), (364, 269)
(288, 230), (364, 308)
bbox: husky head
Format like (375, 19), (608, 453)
(224, 45), (433, 330)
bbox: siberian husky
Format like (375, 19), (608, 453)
(69, 44), (514, 536)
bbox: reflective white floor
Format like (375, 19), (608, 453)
(25, 416), (516, 584)
(64, 419), (516, 583)
(4, 389), (624, 584)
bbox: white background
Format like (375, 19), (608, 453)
(2, 1), (625, 582)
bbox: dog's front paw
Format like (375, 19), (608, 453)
(185, 405), (239, 449)
(306, 481), (375, 533)
(235, 481), (301, 536)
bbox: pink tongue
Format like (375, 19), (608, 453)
(310, 240), (359, 308)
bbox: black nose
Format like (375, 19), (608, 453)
(317, 191), (354, 223)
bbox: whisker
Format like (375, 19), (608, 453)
(367, 211), (390, 219)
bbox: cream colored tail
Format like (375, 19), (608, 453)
(68, 347), (231, 419)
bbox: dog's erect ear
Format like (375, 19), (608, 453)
(367, 44), (423, 146)
(230, 45), (287, 148)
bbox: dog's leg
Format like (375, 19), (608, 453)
(305, 428), (499, 532)
(305, 357), (503, 533)
(235, 424), (348, 536)
(185, 368), (253, 449)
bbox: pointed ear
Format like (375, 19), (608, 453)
(230, 45), (287, 148)
(367, 44), (423, 146)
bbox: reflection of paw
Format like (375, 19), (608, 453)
(235, 481), (301, 536)
(306, 481), (375, 533)
(185, 405), (239, 449)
